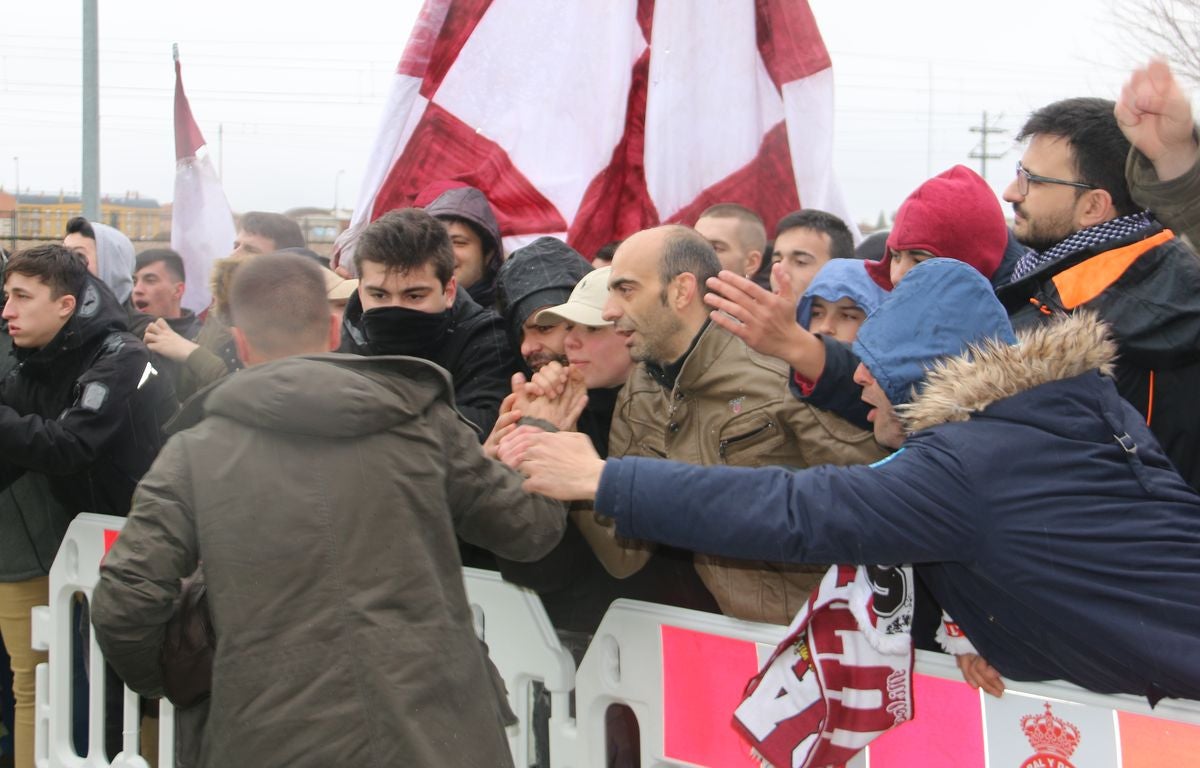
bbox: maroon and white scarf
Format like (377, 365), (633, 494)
(733, 564), (916, 768)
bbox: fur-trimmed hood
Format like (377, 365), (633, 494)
(899, 312), (1117, 433)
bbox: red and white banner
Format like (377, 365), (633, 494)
(344, 0), (855, 263)
(171, 46), (235, 312)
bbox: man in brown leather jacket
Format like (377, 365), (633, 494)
(604, 225), (887, 624)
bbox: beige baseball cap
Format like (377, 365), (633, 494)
(535, 266), (612, 327)
(321, 267), (359, 301)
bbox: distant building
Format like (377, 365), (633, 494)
(0, 190), (168, 240)
(285, 207), (350, 244)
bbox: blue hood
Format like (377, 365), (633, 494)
(796, 259), (890, 330)
(852, 258), (1015, 405)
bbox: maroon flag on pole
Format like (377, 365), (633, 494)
(171, 45), (235, 311)
(341, 0), (854, 267)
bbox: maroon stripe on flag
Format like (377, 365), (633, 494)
(636, 0), (655, 42)
(370, 102), (566, 235)
(398, 0), (453, 77)
(756, 0), (831, 88)
(568, 49), (660, 258)
(174, 60), (207, 160)
(666, 122), (800, 231)
(420, 0), (495, 99)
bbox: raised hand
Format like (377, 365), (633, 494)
(143, 318), (200, 363)
(703, 268), (826, 380)
(1116, 58), (1197, 181)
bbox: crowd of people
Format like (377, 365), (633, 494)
(1, 58), (1200, 768)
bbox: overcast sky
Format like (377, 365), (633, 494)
(0, 1), (1173, 227)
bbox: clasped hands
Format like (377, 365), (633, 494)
(485, 361), (606, 500)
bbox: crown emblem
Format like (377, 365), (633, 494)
(1020, 703), (1081, 759)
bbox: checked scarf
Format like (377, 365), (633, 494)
(1011, 211), (1156, 281)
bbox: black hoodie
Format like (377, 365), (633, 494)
(0, 275), (175, 577)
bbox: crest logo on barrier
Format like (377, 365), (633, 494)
(1019, 702), (1081, 768)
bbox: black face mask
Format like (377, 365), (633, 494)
(361, 305), (453, 358)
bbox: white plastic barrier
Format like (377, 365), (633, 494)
(31, 513), (174, 768)
(573, 598), (1200, 767)
(35, 515), (1200, 767)
(462, 567), (576, 767)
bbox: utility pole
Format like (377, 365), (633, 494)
(82, 0), (100, 220)
(969, 111), (1006, 182)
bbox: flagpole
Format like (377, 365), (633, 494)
(82, 0), (100, 220)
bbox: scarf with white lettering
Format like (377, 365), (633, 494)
(733, 564), (915, 768)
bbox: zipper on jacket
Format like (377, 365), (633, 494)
(718, 421), (775, 460)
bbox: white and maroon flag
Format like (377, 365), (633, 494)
(343, 0), (855, 264)
(171, 45), (235, 312)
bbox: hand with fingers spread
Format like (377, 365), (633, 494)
(1116, 58), (1197, 182)
(956, 652), (1005, 698)
(143, 318), (200, 363)
(703, 267), (827, 380)
(497, 428), (605, 500)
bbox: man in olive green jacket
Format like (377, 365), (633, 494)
(92, 254), (565, 768)
(603, 226), (887, 625)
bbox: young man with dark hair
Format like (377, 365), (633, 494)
(693, 203), (767, 279)
(998, 95), (1200, 490)
(340, 208), (516, 440)
(231, 211), (305, 257)
(0, 244), (172, 768)
(93, 251), (565, 768)
(425, 186), (505, 308)
(62, 216), (147, 344)
(770, 209), (854, 296)
(132, 249), (200, 339)
(495, 237), (593, 374)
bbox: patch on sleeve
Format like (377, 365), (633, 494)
(868, 446), (905, 468)
(79, 382), (109, 412)
(100, 333), (126, 356)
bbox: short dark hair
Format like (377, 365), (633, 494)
(593, 240), (622, 264)
(5, 243), (88, 299)
(355, 208), (455, 286)
(65, 216), (96, 241)
(698, 203), (767, 254)
(238, 211), (306, 250)
(775, 209), (854, 260)
(134, 248), (186, 283)
(660, 225), (721, 300)
(1017, 97), (1136, 217)
(230, 252), (330, 358)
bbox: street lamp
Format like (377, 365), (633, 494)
(12, 156), (19, 243)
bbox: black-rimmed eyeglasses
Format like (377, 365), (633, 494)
(1015, 162), (1097, 196)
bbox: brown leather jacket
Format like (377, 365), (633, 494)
(608, 322), (888, 624)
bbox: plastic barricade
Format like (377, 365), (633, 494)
(31, 513), (174, 768)
(572, 598), (1200, 767)
(35, 515), (1200, 767)
(462, 567), (577, 767)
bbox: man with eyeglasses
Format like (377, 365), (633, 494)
(996, 91), (1200, 491)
